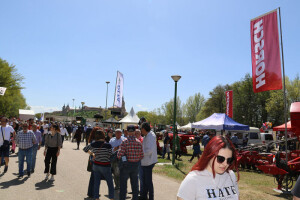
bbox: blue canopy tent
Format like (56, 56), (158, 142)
(192, 113), (249, 131)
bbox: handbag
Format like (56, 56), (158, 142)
(87, 156), (93, 172)
(87, 142), (104, 172)
(1, 127), (9, 149)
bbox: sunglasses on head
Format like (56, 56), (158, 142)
(216, 155), (234, 165)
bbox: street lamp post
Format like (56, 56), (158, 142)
(171, 75), (181, 165)
(105, 81), (110, 120)
(81, 102), (85, 117)
(72, 99), (75, 121)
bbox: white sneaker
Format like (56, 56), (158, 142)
(45, 173), (50, 180)
(49, 175), (55, 181)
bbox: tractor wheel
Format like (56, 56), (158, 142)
(281, 175), (294, 190)
(252, 165), (257, 171)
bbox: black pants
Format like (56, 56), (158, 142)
(77, 140), (80, 149)
(189, 153), (200, 162)
(175, 150), (181, 159)
(61, 136), (65, 146)
(44, 147), (58, 175)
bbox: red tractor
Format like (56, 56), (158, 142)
(168, 132), (195, 154)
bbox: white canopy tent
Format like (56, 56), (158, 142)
(179, 122), (193, 130)
(19, 109), (35, 121)
(119, 107), (140, 129)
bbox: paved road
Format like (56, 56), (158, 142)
(0, 140), (180, 200)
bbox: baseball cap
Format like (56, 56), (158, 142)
(115, 129), (122, 132)
(127, 125), (135, 132)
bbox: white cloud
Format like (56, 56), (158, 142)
(29, 105), (60, 114)
(136, 104), (148, 111)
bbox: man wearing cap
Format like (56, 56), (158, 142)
(109, 128), (125, 190)
(117, 125), (144, 200)
(140, 122), (157, 200)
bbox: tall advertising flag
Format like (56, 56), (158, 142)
(225, 90), (233, 118)
(113, 71), (124, 108)
(251, 9), (282, 93)
(0, 87), (7, 95)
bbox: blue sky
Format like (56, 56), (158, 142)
(1, 0), (299, 114)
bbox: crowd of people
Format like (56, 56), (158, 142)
(0, 116), (158, 200)
(2, 115), (300, 200)
(83, 122), (157, 200)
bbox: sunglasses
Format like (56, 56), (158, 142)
(216, 155), (234, 165)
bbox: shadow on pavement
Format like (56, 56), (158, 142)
(35, 179), (54, 190)
(0, 177), (29, 189)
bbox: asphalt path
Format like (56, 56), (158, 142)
(0, 140), (180, 200)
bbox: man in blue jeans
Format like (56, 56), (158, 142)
(31, 123), (42, 173)
(140, 122), (158, 200)
(117, 125), (144, 200)
(15, 123), (37, 178)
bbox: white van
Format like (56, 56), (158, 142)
(260, 132), (274, 144)
(232, 127), (262, 145)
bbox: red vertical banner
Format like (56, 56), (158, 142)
(225, 90), (233, 118)
(251, 9), (282, 93)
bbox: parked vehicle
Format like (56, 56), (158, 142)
(231, 127), (262, 146)
(260, 132), (274, 144)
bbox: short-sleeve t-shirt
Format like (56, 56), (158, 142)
(177, 170), (239, 200)
(43, 124), (49, 134)
(292, 176), (300, 198)
(0, 125), (15, 145)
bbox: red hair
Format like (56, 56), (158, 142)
(191, 135), (239, 180)
(88, 127), (103, 144)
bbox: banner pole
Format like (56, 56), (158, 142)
(113, 71), (118, 108)
(278, 7), (289, 193)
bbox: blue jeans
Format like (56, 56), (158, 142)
(31, 144), (39, 171)
(18, 147), (33, 176)
(87, 169), (94, 197)
(138, 162), (143, 194)
(93, 164), (114, 199)
(141, 163), (155, 200)
(120, 161), (140, 200)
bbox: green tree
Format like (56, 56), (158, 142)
(161, 97), (184, 125)
(0, 58), (27, 117)
(183, 93), (205, 123)
(199, 84), (229, 119)
(266, 90), (285, 126)
(35, 113), (42, 119)
(286, 74), (300, 103)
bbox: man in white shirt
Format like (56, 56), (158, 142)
(0, 117), (15, 173)
(140, 122), (157, 200)
(60, 125), (69, 148)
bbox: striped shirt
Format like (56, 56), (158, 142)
(16, 130), (37, 149)
(83, 141), (112, 167)
(117, 136), (144, 162)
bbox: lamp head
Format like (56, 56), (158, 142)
(171, 75), (181, 82)
(106, 81), (110, 84)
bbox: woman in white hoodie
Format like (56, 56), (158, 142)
(177, 136), (239, 200)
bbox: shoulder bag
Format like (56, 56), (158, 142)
(1, 127), (10, 149)
(87, 142), (104, 172)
